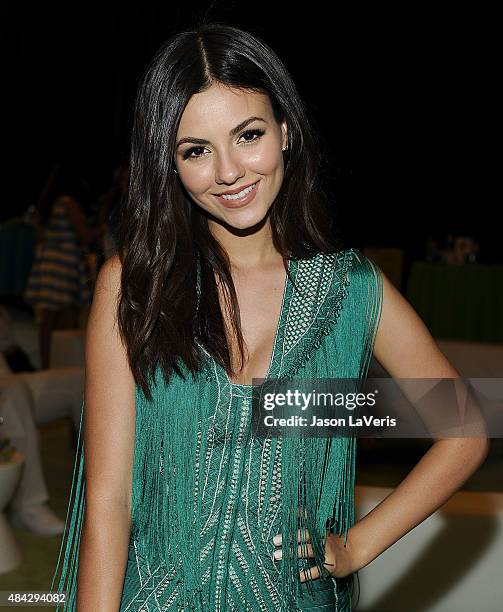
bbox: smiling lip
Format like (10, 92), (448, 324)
(214, 180), (260, 209)
(215, 180), (259, 196)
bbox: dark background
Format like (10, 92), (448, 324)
(2, 3), (499, 262)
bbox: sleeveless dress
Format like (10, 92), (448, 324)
(23, 198), (92, 311)
(51, 247), (383, 611)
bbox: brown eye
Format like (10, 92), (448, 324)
(182, 129), (265, 162)
(182, 146), (207, 161)
(240, 129), (265, 143)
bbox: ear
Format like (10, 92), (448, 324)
(281, 120), (288, 149)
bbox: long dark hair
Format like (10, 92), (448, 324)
(116, 22), (344, 400)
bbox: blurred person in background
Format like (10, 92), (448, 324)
(0, 307), (83, 535)
(23, 163), (108, 369)
(0, 371), (66, 536)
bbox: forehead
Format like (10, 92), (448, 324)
(177, 84), (273, 135)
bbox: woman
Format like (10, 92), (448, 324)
(23, 163), (107, 369)
(51, 24), (489, 611)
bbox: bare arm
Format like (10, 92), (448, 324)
(346, 267), (490, 573)
(61, 196), (107, 246)
(76, 255), (135, 611)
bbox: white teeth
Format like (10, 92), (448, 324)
(221, 182), (257, 200)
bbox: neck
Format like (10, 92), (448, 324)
(208, 216), (284, 270)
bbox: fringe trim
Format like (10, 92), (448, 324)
(50, 398), (86, 611)
(51, 367), (211, 611)
(283, 248), (355, 381)
(276, 248), (384, 609)
(130, 362), (209, 611)
(356, 249), (384, 381)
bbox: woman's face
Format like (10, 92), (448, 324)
(174, 83), (288, 231)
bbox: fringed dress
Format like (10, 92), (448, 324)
(51, 247), (383, 611)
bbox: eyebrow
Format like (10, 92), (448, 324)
(176, 116), (267, 148)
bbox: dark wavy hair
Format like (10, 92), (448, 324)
(116, 22), (344, 401)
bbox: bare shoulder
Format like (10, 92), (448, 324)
(372, 265), (460, 378)
(90, 255), (122, 311)
(98, 253), (122, 280)
(85, 254), (127, 369)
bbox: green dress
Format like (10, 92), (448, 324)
(51, 247), (383, 611)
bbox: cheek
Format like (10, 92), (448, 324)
(247, 148), (283, 174)
(179, 164), (214, 195)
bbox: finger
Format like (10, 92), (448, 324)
(272, 528), (311, 547)
(272, 543), (314, 560)
(299, 565), (320, 583)
(300, 561), (336, 583)
(298, 543), (314, 558)
(298, 527), (311, 544)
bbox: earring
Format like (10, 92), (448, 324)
(173, 168), (178, 174)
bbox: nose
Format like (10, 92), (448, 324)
(214, 150), (245, 186)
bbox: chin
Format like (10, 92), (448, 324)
(221, 207), (271, 230)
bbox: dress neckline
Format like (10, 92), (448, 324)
(218, 256), (294, 388)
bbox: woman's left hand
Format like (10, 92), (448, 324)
(272, 528), (356, 583)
